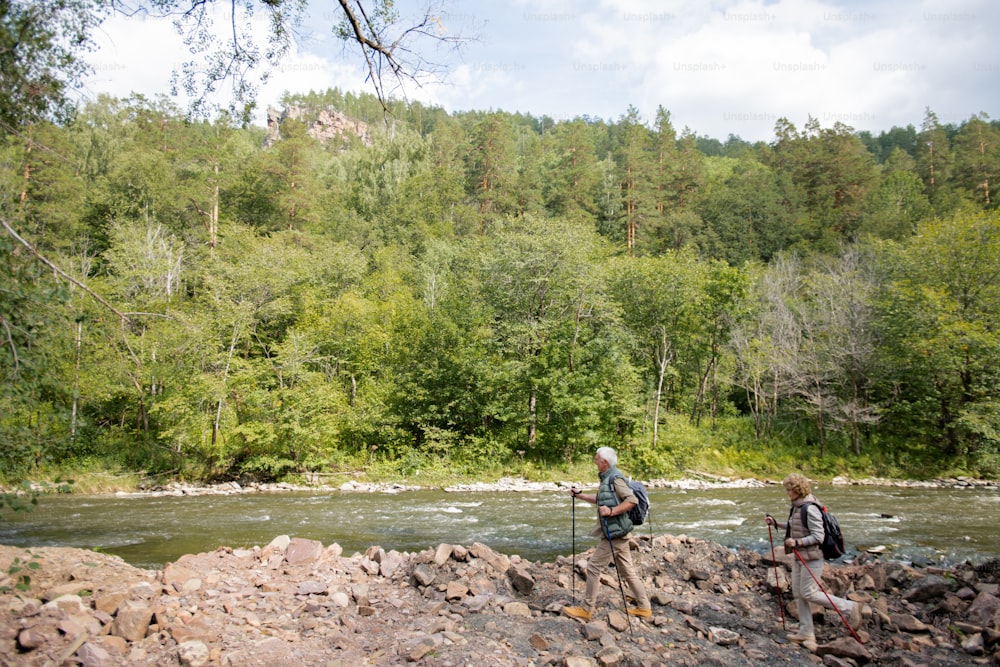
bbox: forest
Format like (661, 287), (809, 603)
(2, 85), (999, 486)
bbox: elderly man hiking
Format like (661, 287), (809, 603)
(563, 446), (652, 621)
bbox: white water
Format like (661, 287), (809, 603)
(1, 485), (996, 570)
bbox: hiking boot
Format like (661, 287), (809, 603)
(801, 638), (818, 652)
(562, 606), (591, 621)
(786, 633), (815, 644)
(627, 607), (652, 618)
(849, 603), (863, 630)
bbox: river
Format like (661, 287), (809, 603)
(1, 484), (997, 570)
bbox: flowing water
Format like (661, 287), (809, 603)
(1, 485), (997, 570)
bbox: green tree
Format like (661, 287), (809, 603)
(541, 119), (600, 224)
(916, 108), (956, 210)
(0, 0), (103, 129)
(876, 211), (1000, 463)
(952, 114), (1000, 207)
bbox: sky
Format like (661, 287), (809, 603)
(82, 0), (999, 142)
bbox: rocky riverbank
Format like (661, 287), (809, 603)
(34, 473), (992, 499)
(2, 528), (998, 666)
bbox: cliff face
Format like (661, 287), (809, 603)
(264, 105), (371, 148)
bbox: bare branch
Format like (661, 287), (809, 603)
(0, 217), (130, 323)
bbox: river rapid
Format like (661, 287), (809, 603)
(1, 482), (997, 570)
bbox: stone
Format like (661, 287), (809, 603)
(285, 538), (323, 564)
(110, 601), (153, 641)
(178, 640), (211, 667)
(903, 574), (953, 602)
(266, 535), (291, 550)
(163, 564), (200, 592)
(709, 626), (740, 646)
(446, 581), (469, 600)
(893, 612), (930, 632)
(507, 565), (536, 595)
(412, 564), (436, 586)
(94, 590), (128, 614)
(966, 591), (1000, 628)
(43, 581), (94, 600)
(18, 626), (57, 650)
(296, 580), (327, 595)
(76, 640), (115, 667)
(469, 542), (510, 574)
(595, 645), (624, 665)
(379, 550), (406, 577)
(815, 636), (873, 663)
(221, 636), (306, 666)
(434, 543), (454, 565)
(503, 601), (531, 617)
(43, 593), (87, 614)
(401, 634), (440, 661)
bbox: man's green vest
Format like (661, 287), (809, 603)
(597, 465), (633, 539)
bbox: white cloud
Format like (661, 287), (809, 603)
(81, 6), (363, 123)
(80, 0), (998, 140)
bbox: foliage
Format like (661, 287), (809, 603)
(0, 0), (104, 130)
(2, 88), (1000, 484)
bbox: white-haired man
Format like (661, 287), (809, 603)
(563, 446), (651, 621)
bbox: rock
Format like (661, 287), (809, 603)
(163, 563), (200, 591)
(266, 535), (291, 550)
(401, 633), (439, 661)
(284, 537), (323, 564)
(76, 640), (115, 667)
(379, 549), (406, 577)
(508, 565), (536, 595)
(816, 636), (873, 663)
(177, 639), (211, 667)
(221, 636), (306, 666)
(595, 645), (624, 665)
(903, 574), (953, 602)
(962, 632), (985, 655)
(94, 590), (129, 614)
(966, 591), (1000, 627)
(503, 601), (532, 617)
(412, 563), (436, 586)
(2, 528), (998, 667)
(709, 626), (740, 645)
(110, 600), (153, 641)
(893, 612), (930, 632)
(296, 580), (327, 595)
(469, 542), (510, 574)
(446, 581), (469, 600)
(18, 626), (57, 650)
(434, 543), (454, 565)
(43, 593), (87, 614)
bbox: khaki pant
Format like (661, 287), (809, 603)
(791, 556), (855, 636)
(582, 536), (649, 611)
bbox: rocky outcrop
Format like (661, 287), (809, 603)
(1, 536), (997, 666)
(264, 105), (370, 149)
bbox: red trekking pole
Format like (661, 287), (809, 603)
(793, 548), (864, 646)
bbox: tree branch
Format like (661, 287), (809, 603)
(0, 217), (130, 323)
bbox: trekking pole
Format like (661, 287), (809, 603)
(766, 517), (786, 630)
(792, 548), (863, 646)
(601, 517), (634, 638)
(571, 492), (577, 601)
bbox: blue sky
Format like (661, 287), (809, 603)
(84, 0), (999, 142)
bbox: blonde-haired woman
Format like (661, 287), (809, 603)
(765, 473), (863, 652)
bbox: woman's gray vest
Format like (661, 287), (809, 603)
(598, 466), (634, 539)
